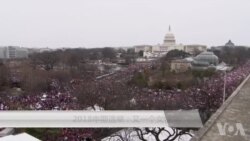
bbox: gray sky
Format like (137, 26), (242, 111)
(0, 0), (250, 48)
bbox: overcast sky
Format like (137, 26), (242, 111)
(0, 0), (249, 48)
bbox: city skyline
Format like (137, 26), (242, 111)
(0, 0), (250, 48)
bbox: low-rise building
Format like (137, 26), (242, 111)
(168, 44), (185, 52)
(134, 45), (152, 53)
(143, 51), (163, 58)
(38, 47), (53, 53)
(0, 47), (7, 59)
(16, 47), (28, 58)
(184, 44), (207, 55)
(152, 44), (161, 52)
(211, 40), (238, 51)
(171, 59), (191, 73)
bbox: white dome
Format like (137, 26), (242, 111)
(165, 33), (175, 40)
(163, 26), (176, 46)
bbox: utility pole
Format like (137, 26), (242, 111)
(223, 70), (227, 103)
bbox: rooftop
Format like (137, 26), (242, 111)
(191, 74), (250, 141)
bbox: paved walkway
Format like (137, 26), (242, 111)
(191, 75), (250, 141)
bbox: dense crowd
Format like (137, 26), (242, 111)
(93, 60), (250, 111)
(0, 60), (250, 140)
(132, 61), (250, 110)
(0, 81), (80, 110)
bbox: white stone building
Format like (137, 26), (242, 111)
(134, 45), (152, 53)
(184, 44), (207, 55)
(155, 26), (185, 53)
(134, 25), (208, 59)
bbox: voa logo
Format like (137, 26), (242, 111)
(216, 122), (246, 136)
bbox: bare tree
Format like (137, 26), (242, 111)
(134, 128), (193, 141)
(73, 81), (100, 109)
(107, 129), (134, 141)
(30, 51), (59, 71)
(0, 61), (10, 89)
(105, 128), (192, 141)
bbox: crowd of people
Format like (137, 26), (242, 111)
(0, 59), (250, 140)
(132, 61), (250, 110)
(0, 80), (80, 110)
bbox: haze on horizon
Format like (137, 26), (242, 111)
(0, 0), (249, 48)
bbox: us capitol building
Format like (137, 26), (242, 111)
(156, 26), (184, 52)
(134, 26), (207, 58)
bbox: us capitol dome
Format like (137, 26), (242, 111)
(163, 26), (176, 46)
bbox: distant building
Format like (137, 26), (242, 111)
(162, 26), (176, 48)
(160, 26), (184, 52)
(134, 26), (208, 59)
(211, 40), (237, 51)
(192, 51), (219, 70)
(16, 47), (29, 58)
(225, 40), (235, 47)
(115, 46), (131, 52)
(171, 59), (191, 73)
(152, 44), (161, 52)
(26, 47), (54, 54)
(184, 44), (207, 55)
(27, 48), (40, 54)
(0, 46), (28, 59)
(143, 51), (163, 58)
(151, 44), (166, 58)
(134, 45), (152, 53)
(7, 46), (17, 58)
(38, 47), (53, 53)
